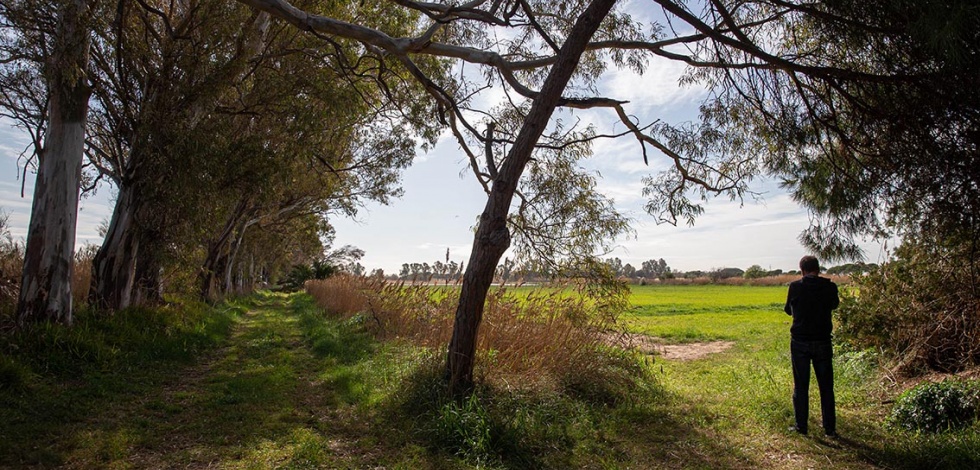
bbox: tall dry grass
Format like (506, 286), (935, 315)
(0, 214), (21, 325)
(72, 244), (98, 307)
(0, 239), (98, 327)
(306, 275), (641, 394)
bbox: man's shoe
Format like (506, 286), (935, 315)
(788, 425), (807, 435)
(825, 431), (839, 438)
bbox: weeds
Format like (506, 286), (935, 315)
(306, 275), (645, 398)
(890, 379), (980, 433)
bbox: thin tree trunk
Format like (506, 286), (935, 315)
(16, 0), (94, 325)
(445, 0), (617, 393)
(90, 185), (139, 310)
(223, 222), (250, 295)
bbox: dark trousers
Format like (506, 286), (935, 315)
(790, 339), (835, 434)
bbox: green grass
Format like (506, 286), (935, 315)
(1, 286), (977, 469)
(623, 284), (980, 469)
(625, 284), (787, 343)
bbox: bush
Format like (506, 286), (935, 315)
(836, 236), (980, 373)
(890, 379), (980, 433)
(281, 259), (337, 292)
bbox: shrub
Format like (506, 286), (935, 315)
(281, 259), (337, 292)
(836, 236), (980, 373)
(890, 379), (980, 433)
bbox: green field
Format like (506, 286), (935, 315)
(626, 284), (787, 343)
(621, 284), (979, 469)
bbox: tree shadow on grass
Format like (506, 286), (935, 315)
(384, 358), (766, 470)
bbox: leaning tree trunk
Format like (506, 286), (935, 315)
(16, 0), (94, 325)
(89, 184), (140, 310)
(446, 0), (618, 392)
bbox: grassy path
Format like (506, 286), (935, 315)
(1, 293), (427, 468)
(112, 293), (406, 468)
(119, 294), (350, 467)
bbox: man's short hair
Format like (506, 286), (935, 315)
(800, 255), (820, 274)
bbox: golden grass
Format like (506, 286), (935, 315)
(306, 275), (636, 391)
(0, 243), (97, 323)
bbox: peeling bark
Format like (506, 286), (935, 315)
(89, 185), (139, 310)
(16, 0), (94, 326)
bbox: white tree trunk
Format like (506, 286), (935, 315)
(17, 0), (93, 325)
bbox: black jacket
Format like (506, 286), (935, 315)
(784, 275), (840, 341)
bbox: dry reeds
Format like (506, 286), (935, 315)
(306, 275), (640, 394)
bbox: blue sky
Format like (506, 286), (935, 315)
(0, 1), (890, 275)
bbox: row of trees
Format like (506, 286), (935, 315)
(4, 0), (976, 390)
(388, 256), (873, 284)
(1, 0), (435, 320)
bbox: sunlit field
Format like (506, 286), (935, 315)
(625, 284), (788, 343)
(622, 284), (979, 469)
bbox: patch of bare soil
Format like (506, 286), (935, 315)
(607, 333), (735, 361)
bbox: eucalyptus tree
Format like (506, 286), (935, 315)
(238, 0), (955, 392)
(1, 0), (102, 324)
(81, 0), (280, 310)
(81, 0), (431, 309)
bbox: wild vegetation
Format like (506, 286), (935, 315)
(0, 0), (978, 467)
(3, 285), (977, 468)
(305, 274), (642, 398)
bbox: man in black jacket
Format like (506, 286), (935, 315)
(784, 255), (840, 437)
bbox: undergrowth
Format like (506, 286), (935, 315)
(388, 353), (664, 469)
(306, 276), (665, 467)
(0, 298), (243, 465)
(305, 274), (643, 397)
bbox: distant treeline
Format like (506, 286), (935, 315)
(371, 256), (877, 284)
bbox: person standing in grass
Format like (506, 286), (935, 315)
(784, 255), (840, 437)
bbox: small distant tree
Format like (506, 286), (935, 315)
(622, 263), (637, 279)
(711, 267), (745, 280)
(743, 265), (768, 279)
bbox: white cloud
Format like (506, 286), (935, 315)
(601, 57), (707, 111)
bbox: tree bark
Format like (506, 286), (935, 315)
(89, 184), (139, 310)
(132, 248), (164, 306)
(445, 0), (618, 393)
(16, 0), (94, 326)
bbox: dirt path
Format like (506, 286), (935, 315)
(632, 335), (736, 360)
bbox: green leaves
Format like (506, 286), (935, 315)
(890, 379), (980, 433)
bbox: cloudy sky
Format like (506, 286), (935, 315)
(0, 1), (890, 275)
